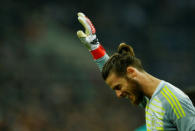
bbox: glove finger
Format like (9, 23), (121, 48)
(77, 30), (91, 50)
(77, 30), (87, 38)
(78, 12), (96, 35)
(78, 16), (91, 35)
(78, 12), (85, 17)
(84, 16), (96, 34)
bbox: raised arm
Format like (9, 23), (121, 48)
(76, 12), (109, 71)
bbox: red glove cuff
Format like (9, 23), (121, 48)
(90, 45), (106, 60)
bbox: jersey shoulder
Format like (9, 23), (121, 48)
(158, 82), (195, 119)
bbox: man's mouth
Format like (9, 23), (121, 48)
(124, 94), (133, 100)
(128, 95), (133, 100)
(123, 92), (130, 99)
(125, 95), (129, 99)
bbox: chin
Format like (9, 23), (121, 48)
(129, 97), (137, 105)
(131, 100), (140, 106)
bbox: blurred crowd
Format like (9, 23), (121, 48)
(0, 0), (194, 130)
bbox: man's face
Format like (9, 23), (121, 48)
(105, 71), (144, 105)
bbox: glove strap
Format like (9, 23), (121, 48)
(90, 44), (106, 60)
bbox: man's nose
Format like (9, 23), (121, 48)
(115, 90), (123, 98)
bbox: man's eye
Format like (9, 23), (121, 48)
(114, 85), (120, 90)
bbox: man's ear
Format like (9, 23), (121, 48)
(126, 66), (137, 79)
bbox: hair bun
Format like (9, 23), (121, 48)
(118, 43), (135, 56)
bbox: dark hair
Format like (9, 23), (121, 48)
(102, 43), (144, 80)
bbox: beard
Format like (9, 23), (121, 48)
(125, 77), (144, 106)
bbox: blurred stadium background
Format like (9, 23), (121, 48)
(0, 0), (194, 130)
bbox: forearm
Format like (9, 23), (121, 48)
(76, 12), (109, 71)
(90, 44), (109, 71)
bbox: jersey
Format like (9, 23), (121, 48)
(145, 80), (195, 131)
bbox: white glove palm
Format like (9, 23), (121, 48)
(77, 12), (99, 51)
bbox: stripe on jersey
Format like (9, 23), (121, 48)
(146, 116), (150, 121)
(161, 91), (180, 119)
(146, 116), (163, 125)
(146, 110), (152, 116)
(147, 106), (165, 116)
(151, 102), (165, 111)
(154, 98), (161, 103)
(147, 123), (151, 127)
(165, 86), (186, 117)
(146, 106), (164, 120)
(156, 121), (163, 125)
(156, 127), (164, 130)
(162, 88), (183, 118)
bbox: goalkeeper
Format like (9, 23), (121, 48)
(77, 12), (195, 131)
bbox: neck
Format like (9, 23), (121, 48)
(139, 72), (161, 99)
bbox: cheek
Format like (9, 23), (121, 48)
(123, 85), (135, 96)
(126, 81), (141, 95)
(123, 78), (141, 95)
(126, 80), (136, 90)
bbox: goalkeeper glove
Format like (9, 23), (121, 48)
(77, 12), (109, 71)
